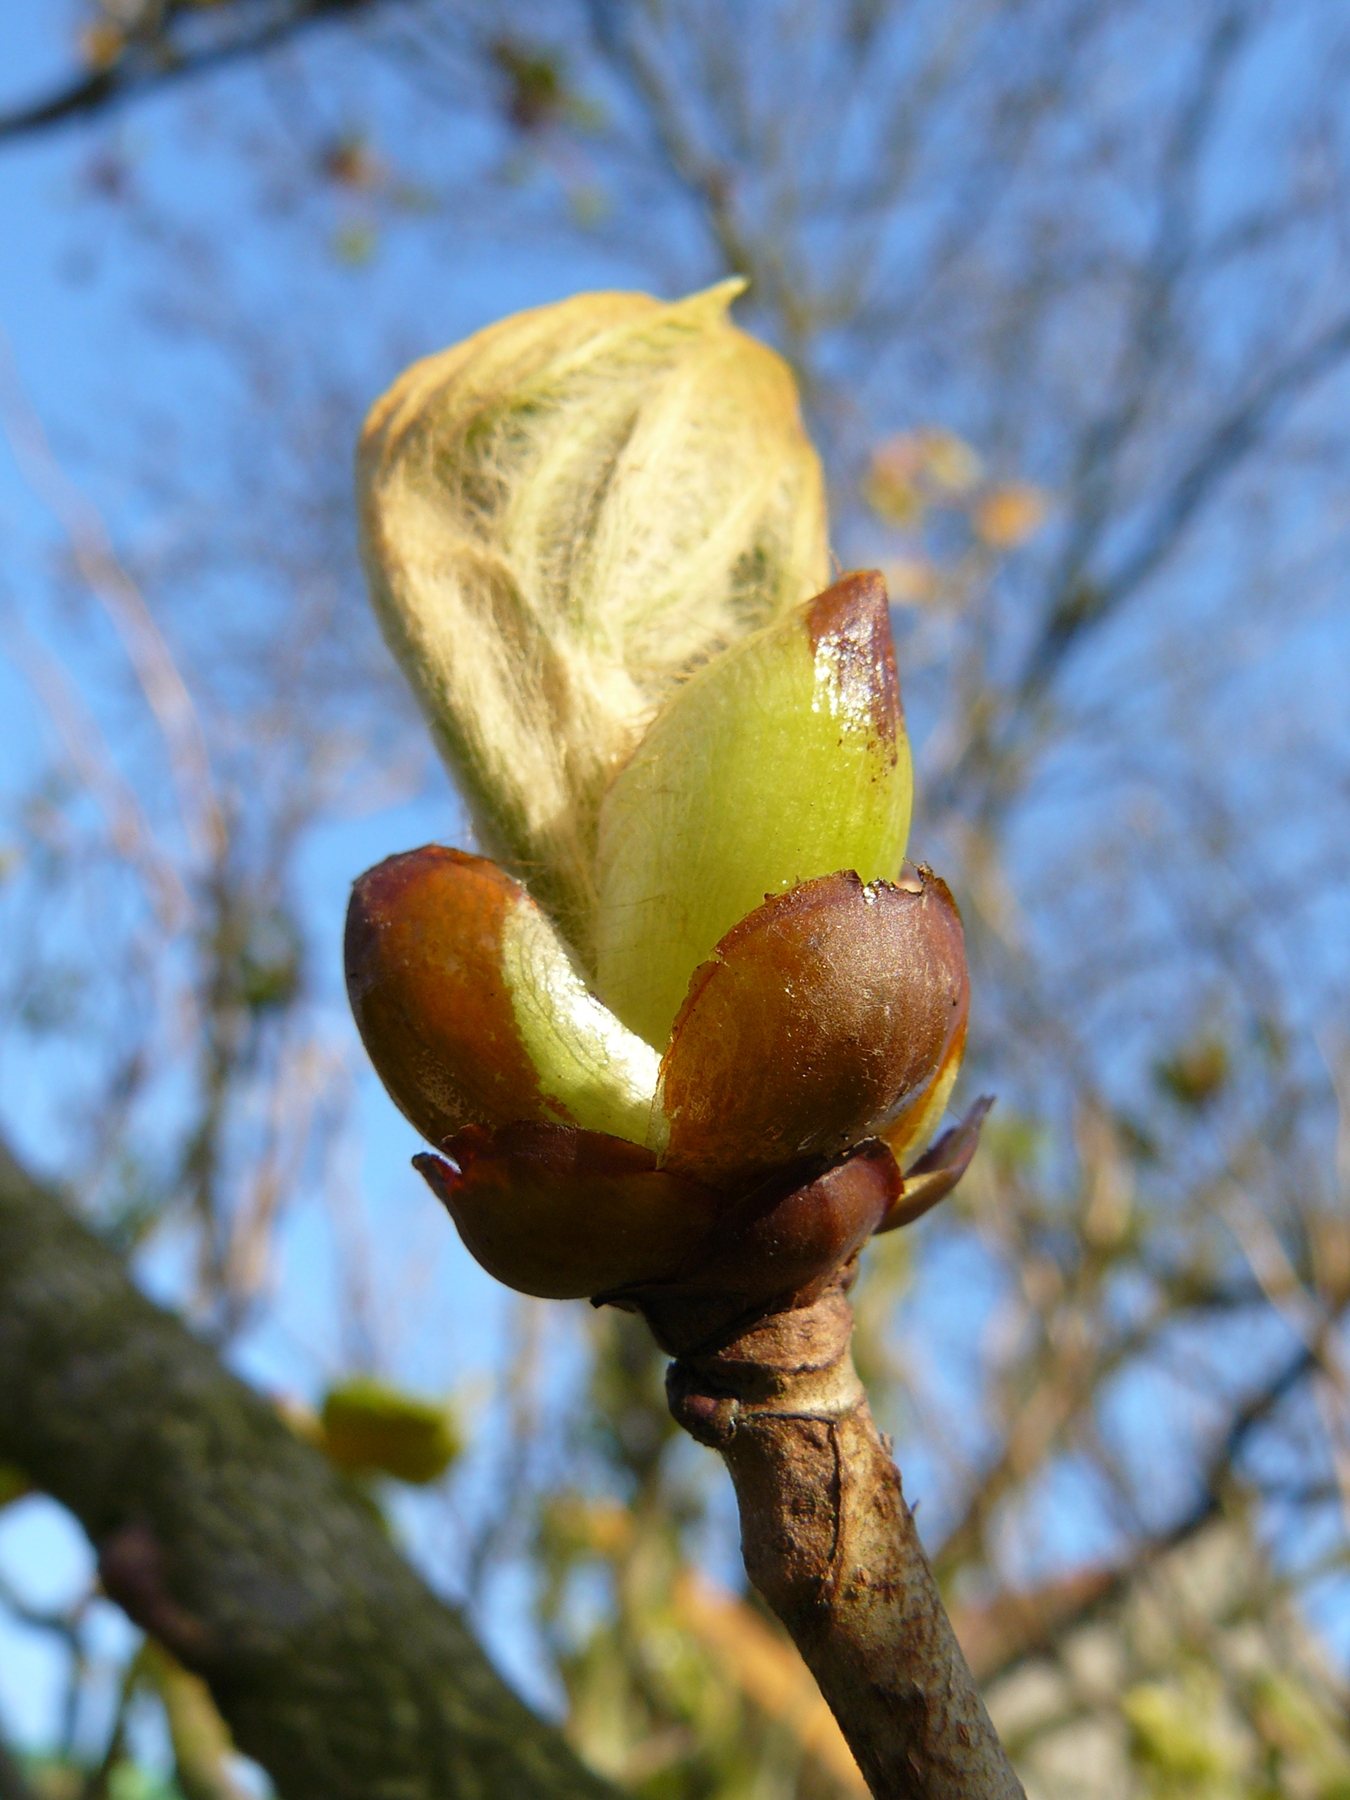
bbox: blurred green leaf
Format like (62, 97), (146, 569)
(1155, 1036), (1229, 1111)
(332, 222), (377, 266)
(319, 1376), (460, 1484)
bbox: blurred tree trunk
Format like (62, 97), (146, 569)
(0, 1736), (35, 1800)
(0, 1139), (617, 1800)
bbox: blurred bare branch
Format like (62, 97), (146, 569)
(0, 0), (384, 145)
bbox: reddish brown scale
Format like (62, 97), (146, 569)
(879, 1095), (994, 1234)
(415, 1123), (723, 1301)
(415, 1121), (902, 1349)
(344, 845), (555, 1145)
(658, 866), (968, 1190)
(619, 1138), (903, 1356)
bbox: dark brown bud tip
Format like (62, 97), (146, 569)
(806, 568), (902, 752)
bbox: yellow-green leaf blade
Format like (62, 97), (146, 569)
(595, 571), (912, 1049)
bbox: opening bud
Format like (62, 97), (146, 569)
(358, 280), (828, 955)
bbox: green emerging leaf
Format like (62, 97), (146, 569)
(594, 571), (912, 1049)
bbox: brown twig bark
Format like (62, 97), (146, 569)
(652, 1264), (1025, 1800)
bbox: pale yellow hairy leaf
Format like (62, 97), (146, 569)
(358, 281), (829, 958)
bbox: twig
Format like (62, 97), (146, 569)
(1223, 1188), (1350, 1538)
(0, 0), (378, 146)
(646, 1264), (1025, 1800)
